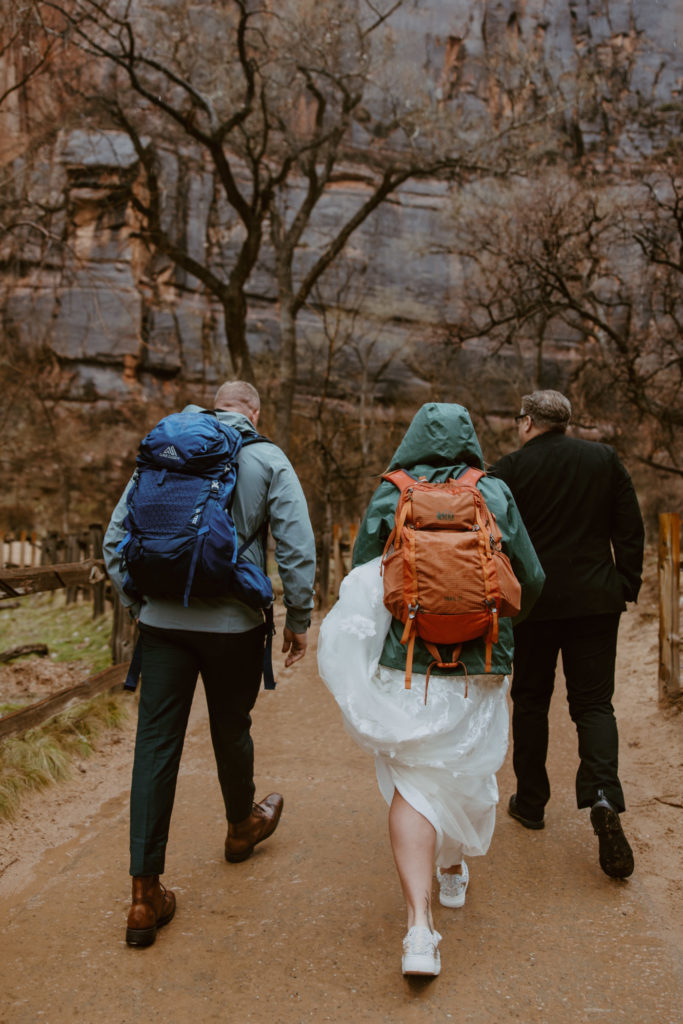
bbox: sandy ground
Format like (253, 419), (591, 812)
(0, 585), (681, 1024)
(0, 659), (87, 704)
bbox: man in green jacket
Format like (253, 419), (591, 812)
(104, 380), (316, 947)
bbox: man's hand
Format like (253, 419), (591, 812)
(282, 627), (308, 667)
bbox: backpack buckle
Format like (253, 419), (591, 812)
(407, 602), (419, 619)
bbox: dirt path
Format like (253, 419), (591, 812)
(0, 597), (681, 1024)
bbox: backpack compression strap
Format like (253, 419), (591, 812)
(123, 634), (143, 692)
(383, 466), (485, 491)
(223, 428), (278, 691)
(261, 605), (276, 690)
(457, 466), (485, 486)
(121, 606), (276, 695)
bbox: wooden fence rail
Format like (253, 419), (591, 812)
(1, 512), (679, 739)
(0, 533), (135, 737)
(1, 525), (106, 612)
(0, 559), (105, 599)
(0, 663), (129, 740)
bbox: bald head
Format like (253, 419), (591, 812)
(214, 380), (261, 426)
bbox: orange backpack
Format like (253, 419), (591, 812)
(381, 467), (521, 700)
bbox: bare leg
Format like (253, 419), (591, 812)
(388, 789), (437, 930)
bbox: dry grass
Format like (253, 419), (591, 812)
(0, 592), (114, 676)
(0, 694), (128, 821)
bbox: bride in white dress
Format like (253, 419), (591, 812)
(317, 403), (544, 977)
(318, 556), (509, 869)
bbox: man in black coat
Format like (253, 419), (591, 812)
(489, 389), (644, 878)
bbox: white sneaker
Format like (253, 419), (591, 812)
(437, 860), (469, 908)
(401, 926), (442, 976)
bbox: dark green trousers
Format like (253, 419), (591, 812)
(130, 623), (266, 876)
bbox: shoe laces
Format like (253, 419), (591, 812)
(403, 926), (442, 955)
(437, 863), (468, 894)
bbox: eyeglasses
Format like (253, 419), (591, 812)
(514, 413), (528, 422)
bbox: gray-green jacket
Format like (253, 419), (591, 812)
(352, 403), (545, 676)
(103, 407), (316, 634)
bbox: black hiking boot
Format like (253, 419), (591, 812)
(590, 790), (634, 879)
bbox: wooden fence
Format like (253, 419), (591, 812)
(0, 527), (135, 739)
(332, 522), (358, 597)
(1, 526), (107, 615)
(0, 514), (679, 739)
(1, 531), (40, 569)
(317, 522), (359, 610)
(658, 512), (681, 702)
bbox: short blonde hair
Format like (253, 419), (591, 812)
(214, 380), (260, 415)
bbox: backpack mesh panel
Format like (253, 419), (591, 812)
(414, 531), (484, 613)
(133, 474), (206, 533)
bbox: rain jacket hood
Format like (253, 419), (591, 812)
(387, 403), (484, 473)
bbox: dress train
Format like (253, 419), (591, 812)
(317, 557), (509, 867)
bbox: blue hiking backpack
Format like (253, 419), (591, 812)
(117, 410), (273, 610)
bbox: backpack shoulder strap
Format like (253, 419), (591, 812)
(230, 432), (273, 559)
(207, 412), (274, 450)
(457, 466), (485, 487)
(382, 469), (417, 492)
(241, 433), (273, 448)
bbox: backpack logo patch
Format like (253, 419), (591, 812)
(161, 445), (182, 461)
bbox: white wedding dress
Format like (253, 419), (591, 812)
(317, 557), (509, 868)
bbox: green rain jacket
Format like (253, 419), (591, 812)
(352, 403), (545, 677)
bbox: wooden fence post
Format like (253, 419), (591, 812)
(349, 522), (358, 560)
(65, 534), (80, 605)
(318, 532), (331, 611)
(89, 523), (106, 618)
(332, 524), (344, 597)
(41, 532), (59, 566)
(111, 596), (137, 666)
(658, 513), (681, 702)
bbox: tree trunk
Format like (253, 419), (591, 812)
(222, 292), (255, 383)
(275, 299), (297, 453)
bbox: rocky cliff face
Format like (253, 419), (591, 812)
(1, 0), (681, 411)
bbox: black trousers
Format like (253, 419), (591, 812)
(129, 623), (266, 876)
(510, 613), (625, 820)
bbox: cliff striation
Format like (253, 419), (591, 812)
(1, 0), (681, 410)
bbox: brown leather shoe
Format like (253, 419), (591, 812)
(225, 793), (284, 863)
(125, 874), (176, 947)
